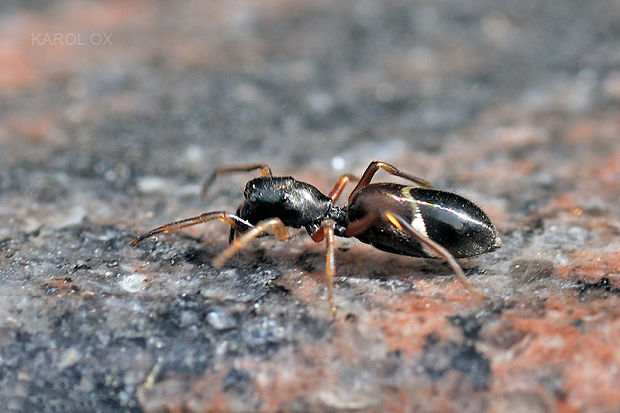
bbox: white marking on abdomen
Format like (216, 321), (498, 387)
(401, 186), (438, 257)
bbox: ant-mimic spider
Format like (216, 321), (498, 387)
(132, 161), (501, 314)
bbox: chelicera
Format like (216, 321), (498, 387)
(132, 161), (501, 314)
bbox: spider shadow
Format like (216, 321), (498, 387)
(247, 235), (478, 284)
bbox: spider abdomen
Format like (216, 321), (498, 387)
(347, 184), (501, 258)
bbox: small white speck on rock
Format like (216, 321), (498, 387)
(119, 273), (148, 293)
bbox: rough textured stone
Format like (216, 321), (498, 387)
(1, 1), (619, 412)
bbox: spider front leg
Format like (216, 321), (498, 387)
(201, 163), (273, 200)
(131, 211), (252, 246)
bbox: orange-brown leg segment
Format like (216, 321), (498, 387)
(311, 220), (338, 316)
(384, 212), (487, 299)
(348, 161), (433, 202)
(343, 211), (379, 238)
(323, 221), (337, 316)
(327, 174), (359, 202)
(321, 219), (336, 317)
(131, 211), (252, 247)
(343, 211), (487, 299)
(213, 218), (290, 267)
(201, 163), (273, 200)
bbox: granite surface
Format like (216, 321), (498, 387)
(1, 0), (619, 412)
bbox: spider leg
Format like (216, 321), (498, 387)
(385, 212), (487, 299)
(348, 161), (432, 202)
(213, 217), (290, 267)
(343, 210), (487, 299)
(201, 163), (273, 200)
(327, 174), (359, 202)
(311, 220), (338, 316)
(131, 211), (252, 247)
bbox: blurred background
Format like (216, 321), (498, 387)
(1, 0), (619, 411)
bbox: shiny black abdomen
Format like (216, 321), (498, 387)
(347, 183), (500, 258)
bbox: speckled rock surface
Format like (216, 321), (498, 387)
(1, 1), (619, 412)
